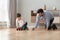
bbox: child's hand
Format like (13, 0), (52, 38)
(40, 19), (44, 24)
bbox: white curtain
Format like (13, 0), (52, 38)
(0, 0), (17, 28)
(0, 0), (10, 27)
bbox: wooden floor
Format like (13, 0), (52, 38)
(0, 28), (60, 40)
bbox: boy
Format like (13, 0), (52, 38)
(16, 13), (28, 31)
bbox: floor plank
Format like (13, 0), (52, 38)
(0, 28), (60, 40)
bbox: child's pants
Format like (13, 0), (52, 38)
(22, 22), (28, 30)
(17, 22), (28, 30)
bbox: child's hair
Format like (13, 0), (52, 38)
(17, 13), (21, 17)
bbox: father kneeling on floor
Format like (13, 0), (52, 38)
(33, 8), (57, 30)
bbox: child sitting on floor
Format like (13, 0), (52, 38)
(16, 13), (28, 31)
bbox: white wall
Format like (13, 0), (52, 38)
(17, 0), (60, 26)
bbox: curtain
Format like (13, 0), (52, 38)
(9, 0), (17, 28)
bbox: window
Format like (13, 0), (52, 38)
(0, 0), (10, 27)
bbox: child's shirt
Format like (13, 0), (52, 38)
(16, 18), (24, 28)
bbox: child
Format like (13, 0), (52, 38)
(16, 13), (28, 31)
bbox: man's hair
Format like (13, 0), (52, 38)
(17, 13), (21, 17)
(37, 9), (44, 13)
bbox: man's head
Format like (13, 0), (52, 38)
(37, 9), (44, 16)
(17, 13), (21, 20)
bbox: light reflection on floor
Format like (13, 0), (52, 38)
(0, 28), (60, 40)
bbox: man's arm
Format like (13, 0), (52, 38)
(45, 19), (50, 28)
(35, 14), (40, 27)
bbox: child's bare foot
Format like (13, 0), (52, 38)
(17, 27), (22, 31)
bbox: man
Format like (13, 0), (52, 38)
(33, 9), (54, 30)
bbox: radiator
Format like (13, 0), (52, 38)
(0, 22), (7, 29)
